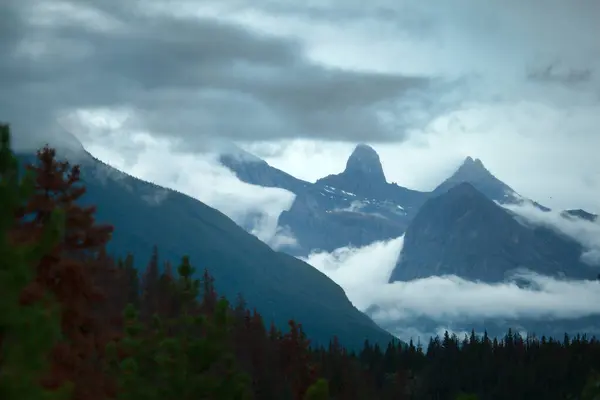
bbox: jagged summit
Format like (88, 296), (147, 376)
(315, 143), (426, 211)
(453, 156), (491, 181)
(432, 156), (518, 203)
(342, 144), (386, 184)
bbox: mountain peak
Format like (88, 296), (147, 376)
(432, 156), (518, 203)
(456, 156), (489, 178)
(342, 144), (386, 184)
(390, 177), (594, 283)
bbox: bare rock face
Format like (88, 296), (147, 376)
(343, 143), (387, 185)
(389, 182), (595, 283)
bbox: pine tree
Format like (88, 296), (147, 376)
(17, 144), (116, 400)
(0, 123), (71, 400)
(106, 303), (157, 400)
(109, 256), (252, 399)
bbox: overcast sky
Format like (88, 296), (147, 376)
(4, 0), (600, 212)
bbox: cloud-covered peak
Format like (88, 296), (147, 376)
(342, 143), (386, 184)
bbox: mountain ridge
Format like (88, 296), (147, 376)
(219, 144), (597, 284)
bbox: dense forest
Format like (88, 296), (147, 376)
(2, 122), (600, 400)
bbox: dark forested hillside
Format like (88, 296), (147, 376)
(3, 123), (600, 400)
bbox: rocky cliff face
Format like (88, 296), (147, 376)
(389, 183), (595, 283)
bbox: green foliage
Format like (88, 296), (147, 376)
(0, 124), (71, 400)
(109, 256), (252, 400)
(304, 379), (330, 400)
(106, 304), (156, 400)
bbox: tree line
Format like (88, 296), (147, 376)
(2, 122), (600, 399)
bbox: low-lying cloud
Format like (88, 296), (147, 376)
(303, 230), (600, 341)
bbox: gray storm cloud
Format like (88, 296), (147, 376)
(2, 0), (444, 153)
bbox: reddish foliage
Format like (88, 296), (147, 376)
(12, 147), (117, 400)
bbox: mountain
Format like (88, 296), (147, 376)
(389, 182), (595, 283)
(277, 189), (408, 255)
(220, 145), (545, 258)
(220, 145), (597, 282)
(218, 144), (600, 340)
(432, 156), (552, 212)
(221, 144), (417, 256)
(315, 144), (428, 214)
(16, 147), (396, 350)
(432, 156), (520, 204)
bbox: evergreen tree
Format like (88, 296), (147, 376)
(18, 145), (116, 400)
(0, 123), (71, 400)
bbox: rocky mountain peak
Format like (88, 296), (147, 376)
(432, 156), (518, 203)
(453, 156), (491, 181)
(342, 144), (386, 184)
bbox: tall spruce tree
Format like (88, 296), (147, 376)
(19, 144), (116, 400)
(0, 123), (71, 400)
